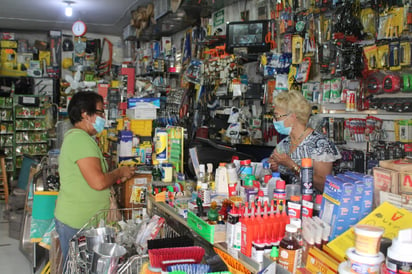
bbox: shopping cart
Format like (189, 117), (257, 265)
(65, 207), (180, 274)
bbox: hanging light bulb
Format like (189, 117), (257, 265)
(65, 4), (73, 17)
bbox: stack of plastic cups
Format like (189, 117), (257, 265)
(339, 224), (385, 274)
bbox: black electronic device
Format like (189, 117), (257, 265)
(225, 20), (271, 54)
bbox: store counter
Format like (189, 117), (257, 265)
(147, 195), (289, 274)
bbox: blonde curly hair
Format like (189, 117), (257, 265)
(273, 90), (312, 125)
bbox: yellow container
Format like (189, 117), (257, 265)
(130, 119), (152, 136)
(0, 40), (17, 48)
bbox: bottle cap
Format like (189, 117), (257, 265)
(315, 194), (323, 204)
(302, 194), (312, 201)
(240, 160), (247, 165)
(264, 174), (271, 183)
(301, 158), (313, 167)
(285, 224), (298, 233)
(263, 161), (270, 169)
(272, 172), (280, 177)
(219, 162), (226, 167)
(290, 218), (301, 229)
(258, 190), (264, 196)
(231, 156), (239, 162)
(276, 180), (286, 189)
(270, 246), (279, 258)
(245, 159), (251, 165)
(290, 195), (301, 202)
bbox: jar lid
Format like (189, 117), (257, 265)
(285, 224), (297, 233)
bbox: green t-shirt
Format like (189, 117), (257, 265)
(54, 128), (110, 229)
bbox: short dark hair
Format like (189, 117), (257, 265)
(68, 91), (104, 125)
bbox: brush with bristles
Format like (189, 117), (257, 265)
(148, 246), (205, 271)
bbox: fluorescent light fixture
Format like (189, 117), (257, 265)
(65, 5), (73, 17)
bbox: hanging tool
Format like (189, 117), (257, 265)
(97, 38), (113, 77)
(265, 20), (277, 50)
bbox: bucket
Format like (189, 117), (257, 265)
(353, 225), (384, 256)
(91, 243), (127, 274)
(84, 227), (115, 252)
(346, 247), (384, 274)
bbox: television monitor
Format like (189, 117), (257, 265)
(226, 20), (271, 54)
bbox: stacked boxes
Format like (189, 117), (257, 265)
(320, 172), (374, 239)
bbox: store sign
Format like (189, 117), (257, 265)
(213, 9), (224, 27)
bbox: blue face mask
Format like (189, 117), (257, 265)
(93, 116), (106, 133)
(273, 120), (292, 135)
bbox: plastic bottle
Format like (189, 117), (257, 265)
(267, 172), (281, 203)
(386, 228), (412, 273)
(226, 206), (239, 249)
(300, 158), (313, 196)
(215, 163), (228, 195)
(226, 163), (239, 196)
(313, 194), (322, 217)
(260, 161), (272, 180)
(206, 163), (215, 192)
(239, 159), (253, 185)
(274, 180), (286, 212)
(278, 224), (302, 273)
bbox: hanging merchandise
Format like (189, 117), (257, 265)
(363, 45), (378, 70)
(184, 59), (203, 84)
(399, 41), (411, 66)
(295, 57), (311, 83)
(389, 41), (401, 69)
(360, 8), (377, 40)
(292, 35), (303, 64)
(377, 44), (389, 69)
(155, 129), (168, 163)
(383, 72), (401, 93)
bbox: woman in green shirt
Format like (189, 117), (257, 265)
(54, 91), (135, 268)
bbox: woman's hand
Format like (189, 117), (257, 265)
(271, 150), (295, 170)
(118, 166), (136, 182)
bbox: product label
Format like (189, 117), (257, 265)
(287, 201), (302, 218)
(279, 247), (300, 273)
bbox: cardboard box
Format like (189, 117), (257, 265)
(320, 175), (356, 239)
(399, 172), (412, 194)
(187, 210), (226, 244)
(126, 104), (157, 120)
(327, 202), (412, 261)
(379, 158), (412, 172)
(342, 171), (374, 217)
(305, 247), (340, 274)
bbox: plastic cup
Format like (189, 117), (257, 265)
(346, 247), (384, 274)
(354, 225), (384, 256)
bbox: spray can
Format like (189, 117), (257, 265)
(155, 130), (168, 163)
(300, 158), (313, 196)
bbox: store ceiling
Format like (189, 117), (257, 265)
(0, 0), (239, 36)
(0, 0), (152, 35)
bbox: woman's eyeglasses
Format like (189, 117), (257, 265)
(95, 109), (105, 117)
(273, 113), (289, 121)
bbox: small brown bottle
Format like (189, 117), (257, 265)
(278, 224), (302, 273)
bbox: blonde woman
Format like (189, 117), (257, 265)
(267, 91), (341, 192)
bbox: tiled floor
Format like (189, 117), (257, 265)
(0, 201), (33, 274)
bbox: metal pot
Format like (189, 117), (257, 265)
(84, 227), (115, 253)
(91, 243), (126, 274)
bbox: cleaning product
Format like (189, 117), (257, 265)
(215, 163), (228, 195)
(267, 172), (281, 202)
(300, 158), (313, 196)
(385, 228), (412, 273)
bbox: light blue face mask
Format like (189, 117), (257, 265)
(273, 120), (292, 135)
(93, 116), (106, 133)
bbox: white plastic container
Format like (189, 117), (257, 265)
(346, 247), (384, 274)
(386, 228), (412, 273)
(338, 261), (352, 274)
(353, 224), (384, 256)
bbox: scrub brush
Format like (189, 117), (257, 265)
(148, 246), (205, 271)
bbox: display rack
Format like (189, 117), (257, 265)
(13, 94), (49, 176)
(0, 96), (15, 173)
(147, 194), (264, 274)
